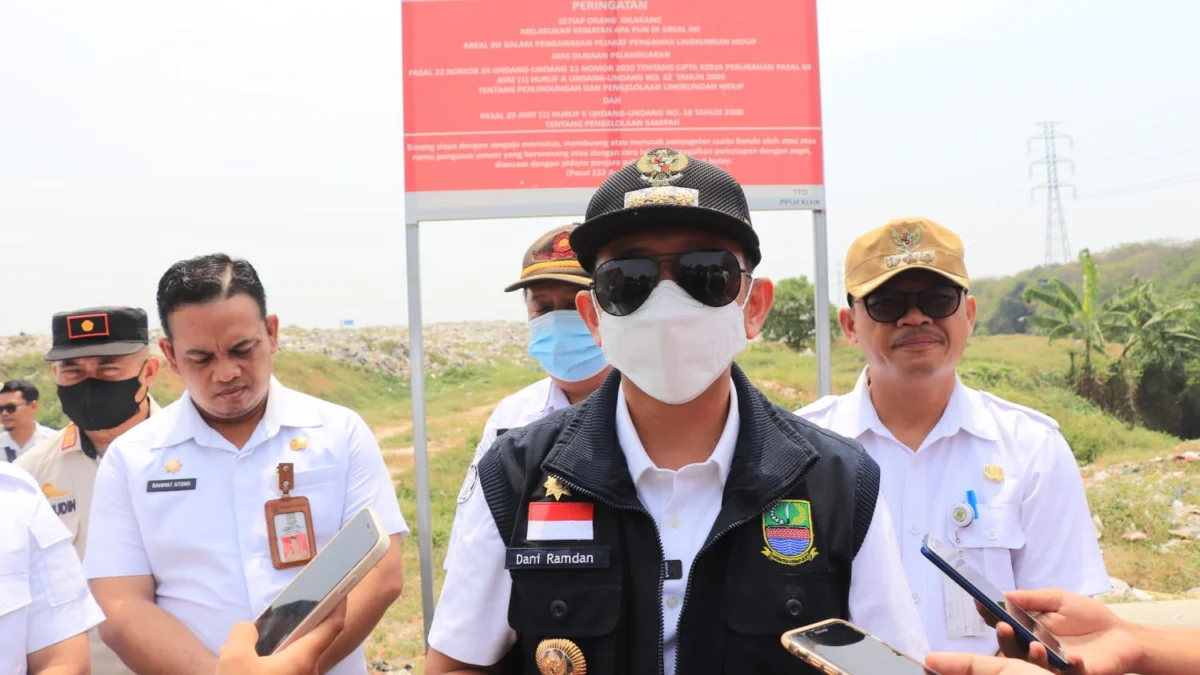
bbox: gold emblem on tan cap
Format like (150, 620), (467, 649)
(165, 459), (182, 474)
(535, 639), (587, 675)
(885, 223), (935, 269)
(983, 464), (1005, 483)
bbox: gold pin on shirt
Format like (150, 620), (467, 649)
(290, 435), (309, 451)
(536, 639), (586, 675)
(983, 464), (1005, 482)
(165, 459), (183, 474)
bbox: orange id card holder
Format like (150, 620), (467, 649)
(265, 463), (317, 570)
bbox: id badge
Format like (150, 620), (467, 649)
(942, 554), (990, 639)
(265, 463), (317, 570)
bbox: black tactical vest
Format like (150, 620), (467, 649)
(478, 365), (880, 675)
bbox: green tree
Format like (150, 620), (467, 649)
(1021, 249), (1118, 395)
(762, 276), (839, 352)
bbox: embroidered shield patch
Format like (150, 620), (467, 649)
(762, 500), (819, 565)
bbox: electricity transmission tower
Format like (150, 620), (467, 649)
(1029, 121), (1077, 266)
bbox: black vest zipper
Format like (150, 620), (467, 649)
(550, 473), (670, 675)
(672, 460), (820, 675)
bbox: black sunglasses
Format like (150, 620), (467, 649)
(592, 249), (749, 317)
(860, 286), (964, 323)
(0, 403), (27, 414)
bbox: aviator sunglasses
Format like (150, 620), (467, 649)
(592, 249), (749, 317)
(859, 285), (965, 323)
(0, 403), (28, 414)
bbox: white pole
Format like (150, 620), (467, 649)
(405, 219), (436, 644)
(813, 209), (833, 397)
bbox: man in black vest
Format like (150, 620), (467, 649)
(425, 148), (929, 675)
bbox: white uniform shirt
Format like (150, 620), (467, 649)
(0, 462), (105, 675)
(445, 377), (569, 568)
(429, 379), (929, 672)
(2, 424), (56, 463)
(84, 377), (408, 675)
(796, 370), (1110, 655)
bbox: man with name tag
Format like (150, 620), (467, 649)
(426, 148), (928, 675)
(83, 254), (409, 675)
(445, 223), (610, 568)
(16, 306), (162, 675)
(795, 217), (1109, 656)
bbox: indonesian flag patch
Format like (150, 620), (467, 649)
(527, 501), (594, 541)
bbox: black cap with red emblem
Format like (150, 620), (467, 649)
(504, 223), (592, 292)
(44, 306), (150, 362)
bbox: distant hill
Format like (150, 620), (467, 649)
(971, 239), (1200, 336)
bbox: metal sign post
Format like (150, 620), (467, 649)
(404, 218), (436, 643)
(813, 209), (832, 397)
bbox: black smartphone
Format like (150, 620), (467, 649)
(921, 534), (1070, 670)
(781, 619), (941, 675)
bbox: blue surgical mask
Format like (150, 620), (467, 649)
(527, 310), (607, 383)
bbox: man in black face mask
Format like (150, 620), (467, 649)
(16, 305), (160, 675)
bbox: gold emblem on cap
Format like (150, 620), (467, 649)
(80, 319), (95, 332)
(635, 147), (688, 185)
(983, 464), (1005, 482)
(535, 639), (586, 675)
(885, 223), (936, 269)
(543, 475), (570, 501)
(290, 435), (309, 451)
(165, 459), (182, 474)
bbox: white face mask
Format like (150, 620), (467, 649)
(596, 279), (751, 405)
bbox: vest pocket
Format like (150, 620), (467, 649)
(508, 574), (623, 674)
(725, 576), (842, 673)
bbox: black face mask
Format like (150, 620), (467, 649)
(58, 365), (147, 431)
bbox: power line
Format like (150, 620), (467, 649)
(1029, 121), (1076, 266)
(1081, 170), (1200, 200)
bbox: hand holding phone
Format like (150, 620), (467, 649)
(781, 619), (942, 675)
(253, 507), (390, 656)
(920, 534), (1070, 671)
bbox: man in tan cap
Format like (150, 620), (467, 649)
(443, 223), (610, 568)
(797, 217), (1108, 657)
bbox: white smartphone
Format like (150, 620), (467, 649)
(253, 507), (390, 656)
(781, 619), (941, 675)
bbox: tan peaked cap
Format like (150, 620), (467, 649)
(845, 217), (970, 299)
(504, 223), (592, 293)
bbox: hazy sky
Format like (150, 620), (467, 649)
(2, 1), (1197, 336)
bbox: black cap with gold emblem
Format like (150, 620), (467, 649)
(44, 306), (150, 362)
(569, 147), (761, 273)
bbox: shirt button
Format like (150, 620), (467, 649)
(987, 529), (998, 540)
(912, 592), (920, 603)
(666, 596), (679, 609)
(668, 515), (680, 529)
(909, 525), (920, 535)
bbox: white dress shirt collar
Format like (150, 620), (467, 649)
(615, 378), (739, 485)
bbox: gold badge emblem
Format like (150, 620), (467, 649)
(42, 483), (69, 499)
(983, 464), (1005, 482)
(535, 639), (586, 675)
(165, 459), (182, 474)
(543, 475), (570, 502)
(635, 147), (688, 185)
(885, 223), (936, 269)
(80, 319), (95, 332)
(290, 435), (309, 451)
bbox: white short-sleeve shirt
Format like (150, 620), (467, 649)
(429, 379), (929, 672)
(445, 378), (569, 569)
(796, 369), (1110, 655)
(84, 377), (408, 675)
(0, 462), (105, 675)
(2, 424), (56, 463)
